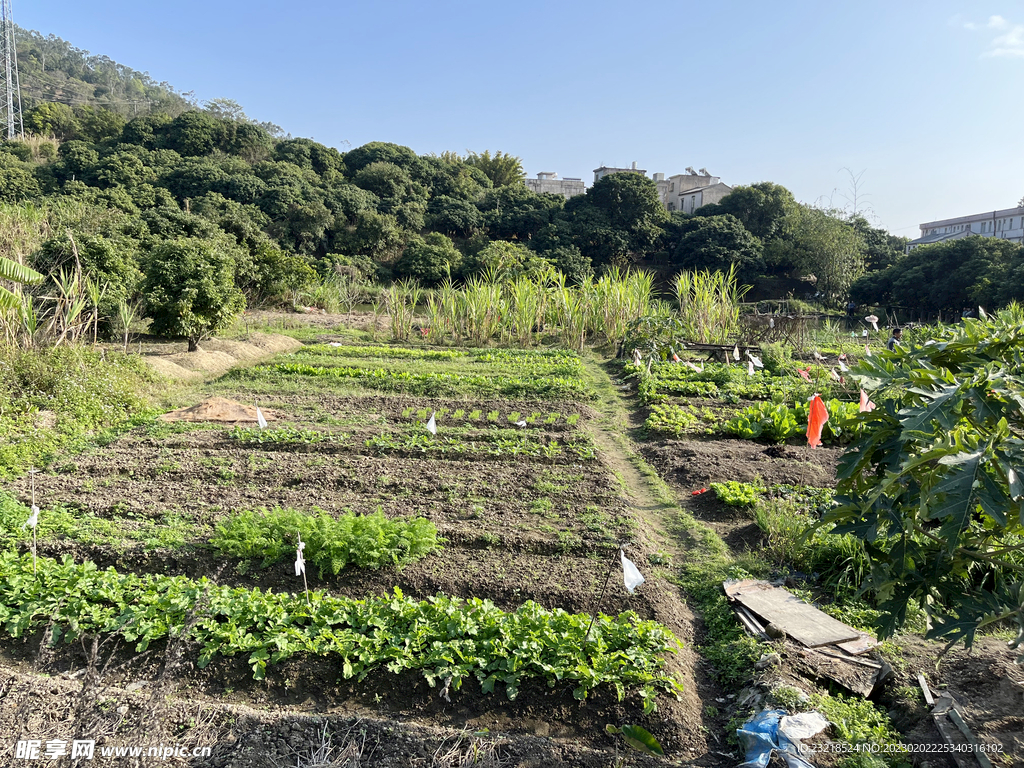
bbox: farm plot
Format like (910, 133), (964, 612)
(619, 344), (1023, 764)
(0, 343), (710, 764)
(627, 358), (851, 490)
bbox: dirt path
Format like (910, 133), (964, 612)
(582, 356), (732, 763)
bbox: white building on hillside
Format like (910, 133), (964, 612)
(908, 206), (1024, 252)
(524, 172), (585, 200)
(653, 168), (733, 213)
(593, 162), (647, 183)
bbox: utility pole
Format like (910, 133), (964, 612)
(0, 0), (23, 139)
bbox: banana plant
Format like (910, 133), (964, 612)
(0, 255), (44, 310)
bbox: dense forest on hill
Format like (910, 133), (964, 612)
(14, 27), (193, 117)
(3, 28), (1018, 329)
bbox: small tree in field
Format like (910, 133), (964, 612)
(824, 306), (1024, 656)
(144, 237), (245, 351)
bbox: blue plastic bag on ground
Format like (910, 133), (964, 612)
(736, 709), (818, 768)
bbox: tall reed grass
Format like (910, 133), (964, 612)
(393, 267), (654, 350)
(673, 266), (748, 344)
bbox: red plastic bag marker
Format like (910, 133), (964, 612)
(692, 488), (709, 496)
(806, 394), (829, 448)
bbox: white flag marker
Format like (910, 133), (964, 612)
(747, 360), (755, 376)
(515, 420), (527, 428)
(685, 361), (703, 373)
(329, 341), (343, 347)
(27, 468), (39, 575)
(426, 411), (437, 435)
(621, 548), (645, 594)
(295, 533), (310, 606)
(769, 317), (775, 328)
(256, 403), (268, 429)
(865, 314), (879, 332)
(632, 348), (642, 366)
(733, 345), (740, 361)
(746, 352), (763, 368)
(838, 360), (849, 372)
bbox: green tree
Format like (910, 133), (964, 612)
(827, 307), (1024, 655)
(143, 237), (245, 350)
(394, 232), (461, 285)
(162, 110), (225, 157)
(785, 207), (865, 303)
(668, 213), (764, 284)
(464, 150), (525, 188)
(0, 156), (41, 203)
(425, 195), (481, 237)
(564, 173), (667, 265)
(850, 236), (1023, 312)
(462, 240), (543, 277)
(24, 102), (81, 140)
(716, 182), (798, 242)
(479, 185), (563, 242)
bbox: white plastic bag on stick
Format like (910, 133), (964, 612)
(621, 549), (645, 594)
(426, 411), (437, 435)
(256, 406), (268, 429)
(23, 505), (39, 530)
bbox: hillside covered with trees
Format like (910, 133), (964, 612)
(8, 27), (1017, 345)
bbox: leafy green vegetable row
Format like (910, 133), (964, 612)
(644, 399), (864, 443)
(0, 553), (682, 711)
(210, 507), (439, 574)
(626, 361), (827, 406)
(364, 431), (597, 461)
(244, 363), (592, 400)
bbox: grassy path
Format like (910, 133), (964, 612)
(582, 355), (738, 762)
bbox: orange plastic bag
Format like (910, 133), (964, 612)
(806, 394), (829, 448)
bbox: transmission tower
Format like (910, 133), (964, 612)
(0, 0), (23, 139)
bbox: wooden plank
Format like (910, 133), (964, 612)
(917, 673), (935, 706)
(835, 632), (879, 655)
(930, 709), (974, 768)
(723, 580), (861, 648)
(817, 647), (883, 669)
(789, 644), (881, 697)
(947, 710), (994, 768)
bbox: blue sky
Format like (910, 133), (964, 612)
(17, 0), (1024, 236)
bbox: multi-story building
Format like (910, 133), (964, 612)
(907, 206), (1024, 252)
(523, 172), (585, 200)
(653, 168), (733, 213)
(592, 162), (647, 183)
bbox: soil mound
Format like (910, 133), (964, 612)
(159, 397), (280, 424)
(144, 332), (302, 381)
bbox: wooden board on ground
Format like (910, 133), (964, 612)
(835, 631), (879, 655)
(723, 579), (861, 648)
(787, 642), (892, 697)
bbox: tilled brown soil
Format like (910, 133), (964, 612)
(2, 387), (718, 764)
(642, 435), (842, 489)
(0, 667), (675, 767)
